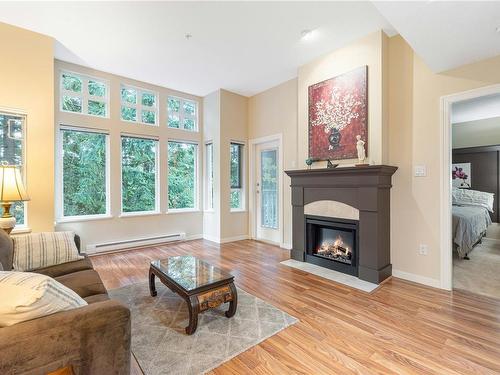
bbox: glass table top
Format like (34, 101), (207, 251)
(150, 256), (233, 291)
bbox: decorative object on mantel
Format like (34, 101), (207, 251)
(305, 157), (316, 169)
(355, 134), (369, 166)
(326, 160), (339, 169)
(0, 163), (30, 234)
(308, 66), (368, 161)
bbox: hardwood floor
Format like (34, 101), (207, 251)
(91, 239), (500, 374)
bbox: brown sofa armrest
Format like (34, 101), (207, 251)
(0, 300), (131, 375)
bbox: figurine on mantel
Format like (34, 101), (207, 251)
(355, 135), (369, 166)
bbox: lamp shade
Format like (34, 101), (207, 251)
(0, 165), (30, 202)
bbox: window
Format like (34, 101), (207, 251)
(60, 71), (108, 117)
(121, 84), (157, 125)
(168, 141), (197, 210)
(60, 128), (109, 218)
(121, 136), (158, 214)
(0, 111), (26, 226)
(230, 142), (244, 210)
(167, 96), (198, 131)
(205, 142), (214, 210)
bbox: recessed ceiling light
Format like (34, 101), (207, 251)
(300, 29), (314, 41)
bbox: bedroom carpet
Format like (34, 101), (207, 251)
(453, 226), (500, 300)
(109, 281), (298, 375)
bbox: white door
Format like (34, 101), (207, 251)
(256, 141), (280, 243)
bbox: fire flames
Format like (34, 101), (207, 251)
(316, 235), (352, 261)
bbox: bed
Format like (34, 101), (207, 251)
(452, 205), (491, 258)
(452, 188), (494, 259)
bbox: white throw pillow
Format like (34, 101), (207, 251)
(452, 187), (495, 212)
(12, 231), (83, 272)
(0, 271), (87, 327)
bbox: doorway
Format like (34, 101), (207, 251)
(249, 135), (283, 246)
(440, 84), (500, 294)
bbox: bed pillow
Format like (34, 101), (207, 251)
(12, 232), (83, 272)
(452, 188), (494, 212)
(0, 271), (87, 327)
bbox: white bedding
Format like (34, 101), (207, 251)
(452, 205), (492, 258)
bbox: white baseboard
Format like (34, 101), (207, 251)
(203, 234), (249, 244)
(392, 269), (441, 289)
(185, 234), (203, 241)
(280, 243), (292, 250)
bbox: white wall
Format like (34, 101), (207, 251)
(452, 116), (500, 148)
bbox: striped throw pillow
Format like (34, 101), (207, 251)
(0, 271), (87, 327)
(12, 232), (83, 272)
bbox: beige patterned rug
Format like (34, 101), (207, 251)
(110, 282), (298, 375)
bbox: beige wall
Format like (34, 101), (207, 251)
(452, 117), (500, 148)
(298, 31), (389, 168)
(0, 22), (54, 232)
(248, 79), (297, 247)
(203, 89), (249, 242)
(388, 35), (500, 285)
(55, 60), (204, 250)
(220, 90), (249, 240)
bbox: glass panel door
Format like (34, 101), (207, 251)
(260, 149), (278, 229)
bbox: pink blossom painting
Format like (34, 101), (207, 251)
(308, 66), (368, 160)
(452, 163), (471, 188)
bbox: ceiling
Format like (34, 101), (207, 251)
(373, 1), (500, 73)
(0, 2), (499, 97)
(0, 2), (394, 97)
(452, 93), (500, 124)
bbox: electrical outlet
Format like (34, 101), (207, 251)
(419, 244), (428, 255)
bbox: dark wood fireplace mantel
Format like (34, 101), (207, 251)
(285, 165), (398, 284)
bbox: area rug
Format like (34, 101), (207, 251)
(109, 282), (298, 375)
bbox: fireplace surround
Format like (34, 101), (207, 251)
(285, 165), (398, 284)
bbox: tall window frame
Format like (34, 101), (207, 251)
(56, 125), (111, 222)
(167, 96), (198, 132)
(60, 70), (109, 118)
(205, 142), (214, 211)
(167, 140), (199, 212)
(0, 109), (27, 229)
(230, 142), (245, 211)
(120, 134), (160, 216)
(120, 84), (158, 126)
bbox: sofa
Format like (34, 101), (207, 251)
(0, 232), (131, 375)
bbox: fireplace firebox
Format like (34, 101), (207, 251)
(305, 215), (359, 276)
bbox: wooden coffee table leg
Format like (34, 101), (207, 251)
(225, 282), (238, 318)
(149, 268), (157, 297)
(185, 295), (199, 335)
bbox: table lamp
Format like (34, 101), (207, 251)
(0, 163), (30, 234)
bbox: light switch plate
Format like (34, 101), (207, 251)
(415, 165), (427, 177)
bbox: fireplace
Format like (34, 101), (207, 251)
(305, 215), (358, 276)
(285, 166), (398, 284)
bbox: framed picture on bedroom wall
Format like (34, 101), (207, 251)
(452, 162), (471, 188)
(308, 65), (368, 161)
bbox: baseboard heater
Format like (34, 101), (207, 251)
(86, 232), (186, 254)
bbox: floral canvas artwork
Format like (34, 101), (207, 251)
(308, 66), (368, 160)
(452, 163), (471, 188)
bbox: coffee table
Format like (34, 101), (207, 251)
(149, 256), (237, 335)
